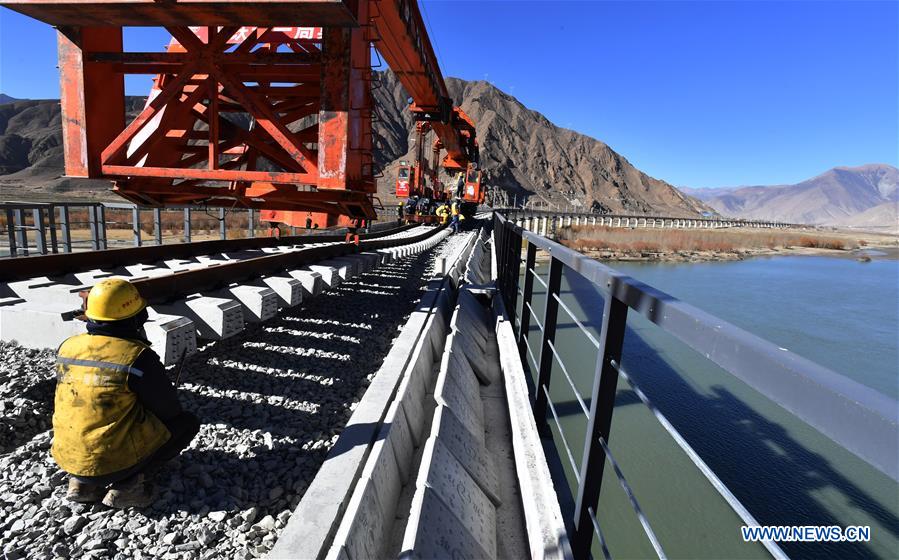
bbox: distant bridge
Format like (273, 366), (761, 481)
(499, 208), (800, 236)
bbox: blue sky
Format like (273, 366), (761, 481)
(1, 1), (896, 188)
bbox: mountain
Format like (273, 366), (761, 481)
(372, 71), (710, 216)
(0, 94), (22, 105)
(686, 165), (898, 226)
(1, 74), (710, 217)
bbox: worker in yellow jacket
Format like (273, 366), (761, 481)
(450, 199), (466, 233)
(52, 278), (199, 508)
(435, 202), (450, 225)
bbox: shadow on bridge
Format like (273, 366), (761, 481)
(526, 267), (898, 559)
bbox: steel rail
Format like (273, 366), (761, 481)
(133, 225), (445, 303)
(0, 223), (414, 282)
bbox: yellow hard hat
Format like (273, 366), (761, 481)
(85, 278), (147, 322)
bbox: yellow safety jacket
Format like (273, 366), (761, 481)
(435, 205), (449, 224)
(51, 334), (171, 477)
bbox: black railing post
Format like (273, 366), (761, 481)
(32, 208), (47, 255)
(533, 255), (563, 425)
(183, 207), (192, 243)
(517, 242), (537, 362)
(572, 291), (629, 559)
(497, 217), (508, 283)
(132, 206), (142, 247)
(500, 220), (512, 307)
(14, 208), (28, 256)
(507, 227), (522, 327)
(47, 205), (58, 253)
(5, 208), (17, 257)
(58, 206), (71, 253)
(87, 205), (99, 250)
(153, 208), (163, 245)
(98, 205), (108, 249)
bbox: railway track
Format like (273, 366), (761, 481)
(0, 225), (477, 560)
(0, 224), (447, 362)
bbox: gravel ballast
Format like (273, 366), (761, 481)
(0, 232), (475, 560)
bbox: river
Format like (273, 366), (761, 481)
(520, 254), (898, 559)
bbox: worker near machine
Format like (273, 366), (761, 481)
(404, 196), (419, 219)
(450, 199), (466, 233)
(52, 278), (200, 508)
(454, 172), (465, 199)
(435, 202), (450, 225)
(416, 196), (432, 217)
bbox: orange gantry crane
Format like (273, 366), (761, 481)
(2, 0), (479, 230)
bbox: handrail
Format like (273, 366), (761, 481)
(493, 210), (897, 560)
(497, 212), (898, 480)
(499, 207), (800, 228)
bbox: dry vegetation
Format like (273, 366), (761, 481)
(558, 225), (859, 256)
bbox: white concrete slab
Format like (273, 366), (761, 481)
(304, 264), (341, 289)
(400, 487), (492, 560)
(433, 407), (501, 506)
(0, 301), (84, 349)
(319, 259), (354, 280)
(338, 475), (385, 560)
(388, 403), (415, 484)
(420, 438), (497, 557)
(144, 309), (197, 365)
(215, 284), (278, 322)
(156, 296), (244, 340)
(434, 376), (485, 442)
(444, 351), (484, 421)
(286, 269), (324, 298)
(451, 326), (496, 386)
(255, 275), (302, 308)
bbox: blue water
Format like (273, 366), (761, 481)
(613, 256), (899, 399)
(521, 254), (899, 559)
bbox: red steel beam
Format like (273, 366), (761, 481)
(1, 1), (358, 27)
(57, 26), (125, 177)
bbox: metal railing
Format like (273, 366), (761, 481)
(499, 208), (800, 230)
(1, 201), (402, 258)
(493, 211), (898, 560)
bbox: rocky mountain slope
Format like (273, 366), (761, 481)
(372, 71), (710, 216)
(684, 164), (898, 226)
(1, 75), (710, 216)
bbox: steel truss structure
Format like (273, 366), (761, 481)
(3, 0), (479, 228)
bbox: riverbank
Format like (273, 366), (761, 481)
(555, 225), (899, 263)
